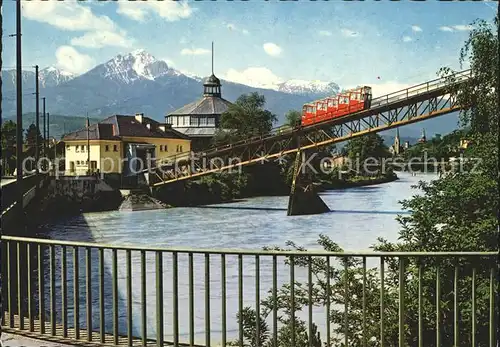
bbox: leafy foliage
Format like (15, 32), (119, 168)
(1, 120), (17, 175)
(24, 124), (44, 157)
(215, 92), (278, 145)
(343, 133), (390, 176)
(402, 128), (470, 161)
(284, 110), (302, 127)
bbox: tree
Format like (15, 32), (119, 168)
(284, 110), (302, 127)
(235, 13), (498, 347)
(1, 120), (17, 175)
(344, 133), (390, 175)
(25, 123), (44, 157)
(218, 92), (278, 141)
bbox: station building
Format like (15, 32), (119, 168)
(165, 45), (233, 151)
(62, 113), (190, 177)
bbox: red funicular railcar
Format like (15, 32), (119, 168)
(300, 86), (372, 126)
(324, 97), (339, 121)
(315, 99), (328, 123)
(301, 103), (317, 126)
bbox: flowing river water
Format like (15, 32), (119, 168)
(33, 172), (436, 345)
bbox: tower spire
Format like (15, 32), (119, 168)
(211, 41), (214, 75)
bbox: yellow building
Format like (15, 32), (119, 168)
(62, 113), (191, 176)
(459, 139), (471, 150)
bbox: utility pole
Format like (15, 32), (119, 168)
(47, 112), (50, 172)
(87, 116), (90, 175)
(42, 97), (46, 155)
(15, 0), (23, 214)
(35, 65), (40, 177)
(47, 112), (50, 149)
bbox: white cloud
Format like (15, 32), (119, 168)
(402, 36), (413, 42)
(71, 30), (134, 48)
(117, 1), (193, 22)
(22, 1), (133, 50)
(22, 1), (115, 31)
(263, 43), (282, 57)
(165, 59), (175, 68)
(452, 25), (474, 31)
(181, 48), (210, 56)
(439, 26), (454, 32)
(242, 29), (250, 35)
(439, 25), (474, 32)
(319, 30), (332, 36)
(55, 46), (94, 74)
(224, 67), (282, 89)
(341, 29), (359, 38)
(411, 25), (422, 32)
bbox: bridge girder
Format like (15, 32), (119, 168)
(148, 70), (473, 187)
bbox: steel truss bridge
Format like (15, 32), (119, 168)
(147, 69), (473, 187)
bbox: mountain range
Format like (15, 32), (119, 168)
(1, 49), (460, 138)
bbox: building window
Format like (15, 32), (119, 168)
(200, 117), (207, 126)
(66, 145), (70, 151)
(113, 145), (118, 152)
(105, 145), (109, 152)
(160, 145), (163, 152)
(82, 145), (86, 152)
(75, 145), (79, 153)
(190, 117), (198, 126)
(164, 144), (168, 152)
(207, 117), (215, 126)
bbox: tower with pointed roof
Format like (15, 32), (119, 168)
(165, 42), (233, 151)
(394, 128), (401, 155)
(418, 128), (427, 143)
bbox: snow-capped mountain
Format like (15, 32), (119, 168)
(276, 79), (340, 96)
(93, 49), (170, 84)
(38, 66), (74, 87)
(1, 67), (74, 91)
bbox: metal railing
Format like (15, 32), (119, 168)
(0, 174), (44, 216)
(1, 236), (497, 347)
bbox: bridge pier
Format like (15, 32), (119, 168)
(287, 150), (330, 216)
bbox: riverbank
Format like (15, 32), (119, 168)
(318, 172), (399, 191)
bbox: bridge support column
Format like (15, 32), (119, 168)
(287, 150), (330, 216)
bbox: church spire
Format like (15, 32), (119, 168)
(419, 128), (427, 143)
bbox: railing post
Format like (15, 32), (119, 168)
(156, 251), (164, 347)
(399, 257), (405, 347)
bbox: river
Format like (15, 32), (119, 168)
(36, 172), (435, 345)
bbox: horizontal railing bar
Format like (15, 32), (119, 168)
(1, 235), (496, 256)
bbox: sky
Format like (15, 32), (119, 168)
(2, 0), (497, 96)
